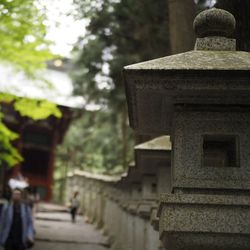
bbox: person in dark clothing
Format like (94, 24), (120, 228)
(5, 202), (24, 250)
(0, 188), (34, 250)
(70, 191), (80, 223)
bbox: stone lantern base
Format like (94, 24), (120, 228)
(159, 194), (250, 250)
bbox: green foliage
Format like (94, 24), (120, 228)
(56, 110), (134, 175)
(72, 0), (169, 105)
(0, 112), (22, 167)
(0, 93), (62, 120)
(0, 0), (53, 75)
(14, 99), (61, 120)
(72, 37), (107, 104)
(0, 0), (61, 168)
(0, 93), (62, 167)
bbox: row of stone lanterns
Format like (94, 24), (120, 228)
(65, 8), (250, 250)
(124, 7), (250, 250)
(66, 135), (171, 250)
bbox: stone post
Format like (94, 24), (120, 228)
(126, 172), (142, 250)
(131, 183), (141, 201)
(95, 182), (105, 229)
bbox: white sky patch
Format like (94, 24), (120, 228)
(43, 0), (89, 57)
(194, 0), (217, 7)
(0, 1), (102, 110)
(0, 64), (101, 110)
(208, 0), (216, 7)
(95, 74), (111, 90)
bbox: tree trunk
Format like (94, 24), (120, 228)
(168, 0), (196, 54)
(216, 0), (250, 52)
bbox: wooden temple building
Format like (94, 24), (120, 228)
(1, 102), (73, 201)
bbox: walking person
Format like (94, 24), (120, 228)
(70, 191), (80, 223)
(0, 188), (35, 250)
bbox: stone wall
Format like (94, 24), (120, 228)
(65, 136), (170, 250)
(65, 171), (161, 250)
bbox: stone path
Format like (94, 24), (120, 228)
(33, 204), (109, 250)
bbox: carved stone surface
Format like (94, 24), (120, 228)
(193, 8), (236, 38)
(172, 109), (250, 192)
(195, 37), (236, 51)
(125, 71), (250, 134)
(158, 194), (250, 250)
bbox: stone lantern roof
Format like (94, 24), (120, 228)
(125, 50), (250, 71)
(134, 136), (171, 151)
(124, 8), (250, 135)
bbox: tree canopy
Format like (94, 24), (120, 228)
(0, 0), (53, 75)
(72, 0), (170, 106)
(56, 110), (133, 175)
(60, 0), (170, 174)
(0, 0), (60, 168)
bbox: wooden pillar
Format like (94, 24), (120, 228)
(46, 130), (58, 201)
(12, 123), (24, 177)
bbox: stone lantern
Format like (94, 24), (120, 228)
(134, 136), (172, 195)
(124, 8), (250, 250)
